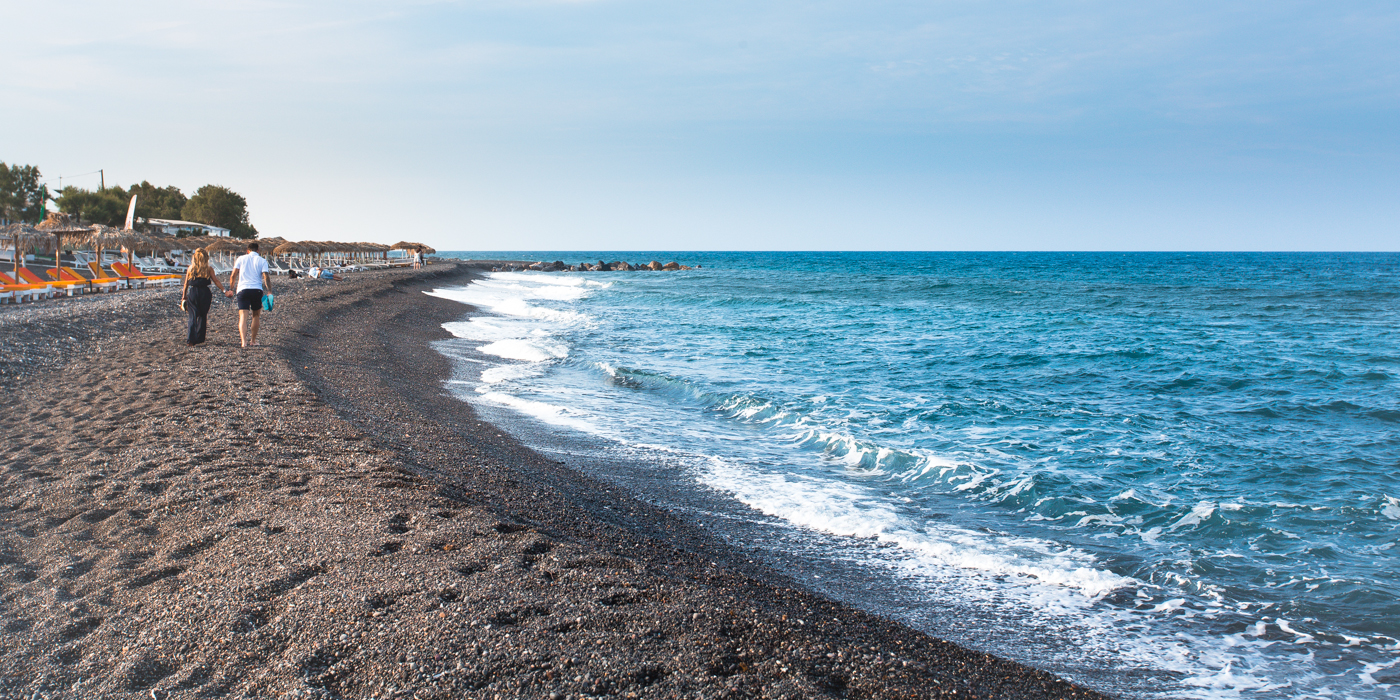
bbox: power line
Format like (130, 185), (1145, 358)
(45, 168), (105, 191)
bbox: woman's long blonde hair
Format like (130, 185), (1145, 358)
(186, 248), (214, 280)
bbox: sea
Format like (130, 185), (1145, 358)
(427, 251), (1399, 699)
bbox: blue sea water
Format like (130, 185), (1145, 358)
(429, 252), (1400, 699)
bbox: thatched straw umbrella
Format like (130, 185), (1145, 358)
(114, 229), (159, 278)
(1, 223), (42, 279)
(390, 241), (428, 264)
(204, 238), (247, 253)
(141, 234), (182, 269)
(35, 214), (93, 279)
(203, 237), (246, 260)
(271, 241), (303, 256)
(83, 224), (122, 275)
(272, 241), (307, 268)
(201, 237), (249, 274)
(356, 242), (385, 264)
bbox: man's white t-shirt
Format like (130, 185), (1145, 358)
(232, 252), (269, 292)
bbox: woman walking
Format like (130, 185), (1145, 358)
(181, 248), (227, 347)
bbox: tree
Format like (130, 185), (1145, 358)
(0, 162), (50, 223)
(55, 186), (127, 226)
(182, 185), (258, 239)
(127, 181), (187, 221)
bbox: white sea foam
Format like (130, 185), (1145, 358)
(480, 363), (545, 385)
(433, 274), (596, 366)
(1170, 501), (1218, 531)
(698, 456), (1136, 599)
(429, 275), (595, 326)
(474, 391), (603, 435)
(1382, 495), (1400, 521)
(478, 338), (569, 363)
(1359, 655), (1400, 685)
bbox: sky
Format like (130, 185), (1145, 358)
(1, 1), (1397, 251)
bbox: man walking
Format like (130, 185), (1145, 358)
(225, 241), (271, 348)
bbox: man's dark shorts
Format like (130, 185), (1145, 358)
(236, 289), (264, 311)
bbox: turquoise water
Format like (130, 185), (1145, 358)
(430, 252), (1400, 698)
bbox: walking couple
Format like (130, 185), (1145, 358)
(180, 241), (273, 348)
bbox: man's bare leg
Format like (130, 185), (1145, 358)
(238, 310), (250, 347)
(249, 309), (261, 346)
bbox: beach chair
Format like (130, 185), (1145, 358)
(47, 266), (118, 294)
(0, 285), (46, 303)
(111, 262), (181, 288)
(0, 272), (55, 301)
(138, 255), (181, 275)
(62, 265), (120, 293)
(17, 267), (84, 296)
(86, 262), (130, 291)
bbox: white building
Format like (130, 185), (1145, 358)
(144, 218), (231, 237)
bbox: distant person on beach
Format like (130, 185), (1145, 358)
(413, 250), (422, 269)
(226, 241), (272, 348)
(307, 265), (343, 281)
(180, 249), (227, 347)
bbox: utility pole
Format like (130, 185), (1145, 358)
(99, 169), (104, 190)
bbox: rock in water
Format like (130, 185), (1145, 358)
(648, 260), (663, 271)
(663, 261), (681, 270)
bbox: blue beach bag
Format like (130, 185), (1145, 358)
(262, 292), (275, 311)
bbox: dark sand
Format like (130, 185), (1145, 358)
(0, 265), (1111, 699)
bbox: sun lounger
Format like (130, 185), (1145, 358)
(0, 282), (43, 302)
(50, 265), (121, 293)
(45, 266), (116, 294)
(138, 255), (181, 275)
(0, 285), (47, 303)
(17, 267), (85, 296)
(0, 272), (55, 301)
(86, 262), (130, 291)
(111, 262), (181, 287)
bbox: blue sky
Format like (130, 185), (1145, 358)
(2, 1), (1396, 250)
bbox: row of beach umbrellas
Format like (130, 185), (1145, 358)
(3, 219), (437, 279)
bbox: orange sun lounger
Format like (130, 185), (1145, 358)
(110, 262), (181, 288)
(48, 265), (119, 293)
(0, 271), (55, 302)
(16, 267), (85, 296)
(87, 262), (130, 290)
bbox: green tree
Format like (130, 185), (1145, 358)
(182, 184), (258, 239)
(55, 186), (127, 226)
(0, 162), (50, 223)
(127, 181), (187, 221)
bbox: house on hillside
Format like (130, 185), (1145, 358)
(143, 218), (231, 237)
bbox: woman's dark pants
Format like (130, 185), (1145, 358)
(186, 286), (212, 345)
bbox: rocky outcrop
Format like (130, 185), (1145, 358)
(504, 260), (693, 273)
